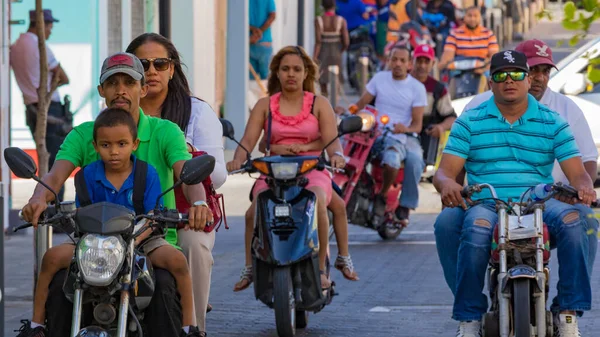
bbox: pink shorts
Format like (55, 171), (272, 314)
(252, 169), (333, 205)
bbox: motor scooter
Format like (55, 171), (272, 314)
(443, 56), (489, 99)
(221, 116), (364, 337)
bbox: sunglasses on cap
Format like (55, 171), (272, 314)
(491, 71), (527, 83)
(139, 58), (172, 72)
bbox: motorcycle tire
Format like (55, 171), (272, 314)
(482, 311), (500, 337)
(377, 220), (404, 240)
(273, 267), (296, 337)
(296, 310), (309, 329)
(513, 279), (531, 337)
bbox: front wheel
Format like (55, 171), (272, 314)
(377, 220), (404, 240)
(273, 267), (296, 337)
(513, 279), (531, 337)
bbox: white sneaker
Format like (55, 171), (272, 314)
(555, 314), (581, 337)
(456, 321), (482, 337)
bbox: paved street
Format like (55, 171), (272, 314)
(5, 9), (600, 337)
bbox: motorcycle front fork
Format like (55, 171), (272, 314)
(70, 241), (135, 337)
(496, 205), (547, 337)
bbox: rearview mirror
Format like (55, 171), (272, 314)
(4, 147), (37, 179)
(220, 118), (235, 139)
(561, 73), (589, 96)
(180, 154), (216, 186)
(338, 115), (364, 136)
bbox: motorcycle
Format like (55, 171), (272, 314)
(347, 25), (378, 94)
(386, 20), (434, 54)
(442, 56), (489, 99)
(220, 116), (363, 337)
(421, 11), (450, 58)
(332, 106), (406, 240)
(460, 182), (592, 337)
(4, 147), (215, 337)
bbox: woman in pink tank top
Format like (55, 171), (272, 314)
(227, 46), (352, 291)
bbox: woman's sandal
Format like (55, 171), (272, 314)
(334, 255), (359, 281)
(233, 265), (253, 292)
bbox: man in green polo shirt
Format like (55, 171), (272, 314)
(20, 52), (211, 337)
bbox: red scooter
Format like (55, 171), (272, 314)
(333, 106), (406, 240)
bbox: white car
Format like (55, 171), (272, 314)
(451, 37), (600, 172)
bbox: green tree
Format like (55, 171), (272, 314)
(538, 1), (600, 82)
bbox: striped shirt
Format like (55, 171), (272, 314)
(444, 94), (580, 202)
(444, 25), (499, 60)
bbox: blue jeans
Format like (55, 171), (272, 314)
(434, 199), (592, 321)
(249, 43), (273, 80)
(377, 135), (425, 209)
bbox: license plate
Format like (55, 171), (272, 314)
(508, 214), (537, 240)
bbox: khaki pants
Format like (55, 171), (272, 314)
(177, 229), (216, 331)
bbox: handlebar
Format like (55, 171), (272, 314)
(460, 182), (599, 208)
(136, 210), (190, 228)
(14, 208), (190, 233)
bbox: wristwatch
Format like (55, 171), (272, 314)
(193, 200), (209, 208)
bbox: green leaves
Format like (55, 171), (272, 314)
(583, 0), (597, 12)
(564, 1), (577, 20)
(587, 68), (600, 83)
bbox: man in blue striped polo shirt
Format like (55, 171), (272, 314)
(432, 50), (596, 337)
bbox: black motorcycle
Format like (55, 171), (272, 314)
(347, 25), (377, 94)
(5, 147), (215, 337)
(221, 116), (363, 337)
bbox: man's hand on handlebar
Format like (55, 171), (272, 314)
(21, 197), (49, 228)
(568, 183), (597, 207)
(440, 180), (468, 209)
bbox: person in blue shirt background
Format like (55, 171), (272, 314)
(17, 108), (205, 337)
(249, 0), (277, 80)
(336, 0), (370, 32)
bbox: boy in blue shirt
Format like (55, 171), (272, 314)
(18, 108), (202, 337)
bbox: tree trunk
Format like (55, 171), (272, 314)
(34, 0), (60, 177)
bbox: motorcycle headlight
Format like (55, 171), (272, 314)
(271, 162), (299, 180)
(77, 234), (126, 286)
(356, 110), (376, 132)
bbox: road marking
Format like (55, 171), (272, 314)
(349, 230), (434, 236)
(370, 305), (453, 313)
(332, 240), (436, 246)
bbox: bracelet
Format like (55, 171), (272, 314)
(193, 200), (209, 208)
(333, 151), (347, 163)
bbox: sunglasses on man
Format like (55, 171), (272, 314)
(139, 57), (172, 72)
(491, 71), (528, 83)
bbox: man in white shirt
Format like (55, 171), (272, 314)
(456, 39), (598, 328)
(11, 9), (70, 199)
(350, 45), (428, 224)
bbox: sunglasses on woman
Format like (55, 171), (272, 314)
(491, 71), (527, 83)
(139, 58), (172, 72)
